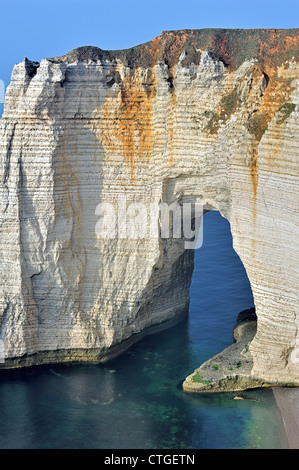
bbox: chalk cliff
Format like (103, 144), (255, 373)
(0, 29), (299, 387)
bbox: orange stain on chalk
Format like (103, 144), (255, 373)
(249, 149), (259, 225)
(168, 88), (177, 166)
(99, 69), (157, 183)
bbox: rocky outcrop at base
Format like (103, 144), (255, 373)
(183, 308), (297, 393)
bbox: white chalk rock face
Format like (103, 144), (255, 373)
(0, 29), (298, 385)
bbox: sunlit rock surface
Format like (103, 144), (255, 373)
(0, 29), (299, 386)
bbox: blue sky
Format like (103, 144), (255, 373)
(0, 0), (298, 110)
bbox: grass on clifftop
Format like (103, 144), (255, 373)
(57, 29), (299, 71)
(277, 102), (296, 124)
(191, 373), (211, 385)
(205, 86), (241, 134)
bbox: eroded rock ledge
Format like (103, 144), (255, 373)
(183, 308), (299, 393)
(0, 29), (299, 385)
(183, 308), (270, 392)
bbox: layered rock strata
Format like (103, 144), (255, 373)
(0, 30), (298, 387)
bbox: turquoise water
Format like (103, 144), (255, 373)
(0, 211), (288, 449)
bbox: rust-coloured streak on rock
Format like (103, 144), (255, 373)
(98, 69), (157, 182)
(117, 73), (155, 180)
(250, 148), (259, 225)
(168, 88), (177, 166)
(242, 62), (296, 222)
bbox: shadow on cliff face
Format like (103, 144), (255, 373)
(31, 120), (105, 350)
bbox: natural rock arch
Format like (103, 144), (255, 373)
(0, 29), (298, 387)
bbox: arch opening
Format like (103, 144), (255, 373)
(182, 209), (259, 392)
(189, 211), (255, 362)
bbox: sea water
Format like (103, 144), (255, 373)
(0, 211), (288, 449)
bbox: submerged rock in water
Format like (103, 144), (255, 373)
(233, 394), (260, 401)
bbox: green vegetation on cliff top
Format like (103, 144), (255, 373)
(54, 29), (299, 71)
